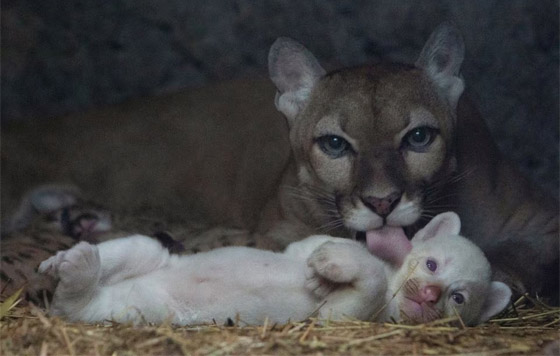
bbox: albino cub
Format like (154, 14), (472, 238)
(39, 212), (510, 326)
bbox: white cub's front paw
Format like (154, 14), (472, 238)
(39, 241), (101, 292)
(305, 241), (363, 298)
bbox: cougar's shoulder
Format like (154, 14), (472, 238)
(451, 96), (559, 300)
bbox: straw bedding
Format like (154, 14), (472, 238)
(1, 289), (558, 355)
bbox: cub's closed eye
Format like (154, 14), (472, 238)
(316, 135), (352, 158)
(402, 126), (439, 152)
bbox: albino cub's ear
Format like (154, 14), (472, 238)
(413, 212), (461, 242)
(415, 22), (465, 109)
(268, 37), (326, 125)
(477, 281), (512, 324)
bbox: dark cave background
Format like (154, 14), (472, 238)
(2, 0), (558, 195)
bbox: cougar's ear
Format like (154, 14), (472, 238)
(477, 281), (512, 324)
(415, 22), (465, 109)
(268, 37), (326, 125)
(413, 212), (461, 242)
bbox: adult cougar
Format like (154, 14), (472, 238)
(264, 23), (558, 303)
(2, 23), (557, 303)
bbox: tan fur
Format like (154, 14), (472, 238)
(1, 79), (290, 232)
(2, 25), (557, 303)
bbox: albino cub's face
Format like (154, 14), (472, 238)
(386, 212), (511, 326)
(269, 24), (465, 240)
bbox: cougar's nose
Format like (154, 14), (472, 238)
(420, 285), (441, 304)
(362, 191), (401, 217)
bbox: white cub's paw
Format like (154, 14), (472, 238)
(306, 241), (363, 297)
(38, 253), (63, 278)
(39, 242), (101, 292)
(304, 267), (337, 299)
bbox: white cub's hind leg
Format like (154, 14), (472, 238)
(39, 235), (171, 320)
(39, 241), (101, 293)
(306, 241), (387, 321)
(39, 242), (101, 316)
(94, 234), (171, 285)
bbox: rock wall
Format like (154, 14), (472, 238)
(2, 0), (558, 194)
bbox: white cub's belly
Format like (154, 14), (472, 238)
(110, 247), (317, 325)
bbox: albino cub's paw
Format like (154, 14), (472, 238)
(306, 241), (364, 298)
(304, 270), (337, 299)
(38, 254), (63, 278)
(39, 242), (101, 292)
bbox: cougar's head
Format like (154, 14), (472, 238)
(269, 23), (465, 240)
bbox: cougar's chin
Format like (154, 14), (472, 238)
(341, 194), (422, 232)
(343, 205), (384, 231)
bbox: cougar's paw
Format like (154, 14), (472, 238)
(39, 242), (100, 292)
(307, 241), (361, 284)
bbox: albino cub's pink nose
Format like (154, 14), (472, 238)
(420, 285), (441, 303)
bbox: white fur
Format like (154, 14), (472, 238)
(40, 234), (385, 325)
(40, 213), (511, 326)
(344, 195), (421, 231)
(386, 213), (512, 325)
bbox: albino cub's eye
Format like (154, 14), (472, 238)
(316, 135), (352, 158)
(451, 292), (465, 304)
(402, 126), (439, 152)
(426, 259), (437, 272)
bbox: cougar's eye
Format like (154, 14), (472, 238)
(402, 126), (439, 151)
(451, 292), (465, 304)
(317, 135), (352, 158)
(426, 259), (438, 272)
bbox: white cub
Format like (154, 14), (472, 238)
(378, 212), (512, 325)
(39, 212), (511, 326)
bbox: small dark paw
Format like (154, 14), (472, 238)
(153, 231), (185, 254)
